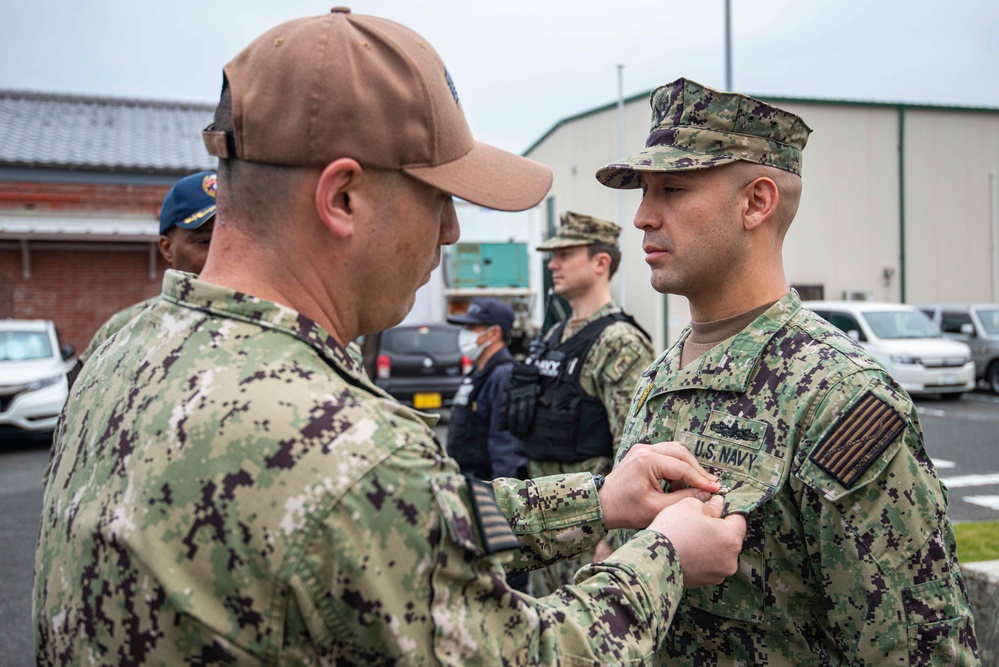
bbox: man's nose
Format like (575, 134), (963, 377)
(440, 200), (460, 245)
(634, 197), (659, 230)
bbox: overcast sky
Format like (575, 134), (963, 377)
(2, 1), (998, 154)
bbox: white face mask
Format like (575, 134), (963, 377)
(458, 327), (492, 363)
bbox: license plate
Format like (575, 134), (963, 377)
(941, 373), (956, 385)
(413, 392), (442, 409)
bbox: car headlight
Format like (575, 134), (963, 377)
(25, 375), (63, 392)
(889, 354), (920, 365)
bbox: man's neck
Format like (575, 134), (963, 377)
(688, 286), (789, 322)
(475, 342), (504, 370)
(567, 284), (614, 323)
(199, 227), (351, 346)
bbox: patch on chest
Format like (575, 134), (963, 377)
(809, 391), (905, 488)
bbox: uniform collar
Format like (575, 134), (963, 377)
(162, 270), (373, 390)
(647, 290), (802, 394)
(561, 300), (620, 342)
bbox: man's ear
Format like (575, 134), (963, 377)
(591, 250), (612, 275)
(157, 234), (175, 264)
(742, 177), (779, 232)
(315, 158), (365, 239)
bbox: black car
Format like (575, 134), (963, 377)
(359, 323), (470, 411)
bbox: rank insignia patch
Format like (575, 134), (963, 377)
(809, 391), (905, 488)
(466, 476), (521, 554)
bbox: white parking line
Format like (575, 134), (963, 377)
(932, 458), (957, 469)
(917, 407), (947, 418)
(939, 473), (999, 489)
(963, 496), (999, 511)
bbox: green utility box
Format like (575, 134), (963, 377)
(452, 243), (529, 288)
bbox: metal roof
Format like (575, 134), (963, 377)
(0, 90), (216, 174)
(523, 89), (999, 157)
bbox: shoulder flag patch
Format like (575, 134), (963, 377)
(466, 476), (521, 554)
(809, 391), (906, 488)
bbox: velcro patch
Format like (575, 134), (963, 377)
(809, 391), (905, 488)
(466, 476), (521, 554)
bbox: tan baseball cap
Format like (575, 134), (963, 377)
(203, 8), (552, 212)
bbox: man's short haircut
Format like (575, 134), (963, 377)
(586, 241), (621, 279)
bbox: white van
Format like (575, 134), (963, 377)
(0, 319), (76, 440)
(803, 301), (975, 398)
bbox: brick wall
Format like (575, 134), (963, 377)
(0, 177), (177, 350)
(0, 180), (171, 215)
(0, 247), (165, 352)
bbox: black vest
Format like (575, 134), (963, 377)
(519, 312), (641, 463)
(446, 353), (513, 479)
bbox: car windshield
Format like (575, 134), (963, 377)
(382, 327), (458, 355)
(0, 330), (53, 361)
(862, 311), (940, 340)
(976, 307), (999, 336)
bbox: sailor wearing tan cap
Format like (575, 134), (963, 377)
(602, 78), (979, 664)
(34, 15), (746, 665)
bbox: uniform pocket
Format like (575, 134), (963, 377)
(904, 576), (973, 666)
(676, 429), (784, 624)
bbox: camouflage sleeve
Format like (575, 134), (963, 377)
(290, 440), (684, 664)
(791, 374), (979, 665)
(491, 473), (604, 572)
(581, 322), (655, 448)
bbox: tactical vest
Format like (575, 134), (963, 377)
(518, 312), (642, 463)
(447, 353), (513, 479)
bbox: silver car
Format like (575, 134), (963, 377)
(918, 303), (999, 394)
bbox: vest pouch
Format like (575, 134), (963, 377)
(500, 362), (541, 438)
(520, 396), (583, 462)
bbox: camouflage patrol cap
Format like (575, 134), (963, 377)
(536, 212), (621, 250)
(596, 78), (812, 189)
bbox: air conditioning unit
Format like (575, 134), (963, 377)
(841, 290), (873, 301)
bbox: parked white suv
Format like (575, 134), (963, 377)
(803, 301), (975, 398)
(917, 303), (999, 394)
(0, 319), (76, 440)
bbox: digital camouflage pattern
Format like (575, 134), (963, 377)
(536, 211), (622, 250)
(596, 77), (813, 189)
(617, 291), (980, 666)
(34, 271), (686, 665)
(78, 297), (155, 365)
(528, 301), (654, 597)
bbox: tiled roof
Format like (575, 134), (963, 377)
(0, 90), (216, 174)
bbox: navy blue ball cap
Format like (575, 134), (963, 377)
(447, 297), (514, 335)
(159, 171), (218, 235)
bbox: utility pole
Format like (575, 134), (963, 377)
(724, 0), (733, 90)
(616, 63), (627, 308)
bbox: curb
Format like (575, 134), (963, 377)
(963, 559), (999, 665)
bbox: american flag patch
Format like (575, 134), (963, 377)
(466, 476), (520, 554)
(809, 391), (905, 488)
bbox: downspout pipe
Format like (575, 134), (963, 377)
(898, 106), (907, 303)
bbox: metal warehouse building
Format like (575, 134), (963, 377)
(525, 90), (999, 350)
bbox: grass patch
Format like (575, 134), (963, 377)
(954, 521), (999, 563)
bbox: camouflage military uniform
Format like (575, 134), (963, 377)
(527, 301), (654, 597)
(618, 291), (979, 665)
(35, 271), (685, 665)
(79, 297), (156, 365)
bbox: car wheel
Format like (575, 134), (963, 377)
(988, 360), (999, 395)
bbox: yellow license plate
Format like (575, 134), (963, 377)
(413, 392), (442, 409)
